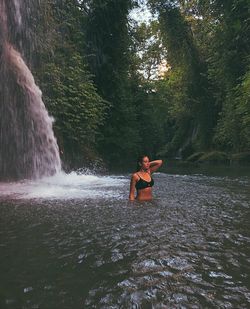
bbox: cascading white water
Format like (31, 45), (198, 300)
(0, 0), (61, 180)
(0, 172), (127, 200)
(13, 0), (22, 27)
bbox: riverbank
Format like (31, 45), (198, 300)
(58, 149), (250, 178)
(161, 159), (250, 177)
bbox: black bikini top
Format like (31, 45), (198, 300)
(135, 173), (154, 190)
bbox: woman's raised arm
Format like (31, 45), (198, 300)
(149, 160), (163, 173)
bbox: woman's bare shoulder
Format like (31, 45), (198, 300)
(131, 172), (140, 180)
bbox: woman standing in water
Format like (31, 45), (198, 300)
(129, 155), (163, 201)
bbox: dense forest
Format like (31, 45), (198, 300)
(28, 0), (250, 169)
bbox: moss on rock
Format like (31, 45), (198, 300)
(198, 151), (230, 164)
(231, 152), (250, 164)
(186, 152), (205, 162)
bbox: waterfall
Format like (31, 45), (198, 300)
(0, 0), (61, 180)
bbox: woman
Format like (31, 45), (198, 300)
(129, 155), (163, 201)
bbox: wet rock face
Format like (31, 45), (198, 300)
(0, 0), (61, 180)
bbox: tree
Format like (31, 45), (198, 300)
(85, 0), (142, 166)
(205, 0), (250, 152)
(148, 0), (216, 157)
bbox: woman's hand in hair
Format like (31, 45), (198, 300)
(149, 160), (163, 173)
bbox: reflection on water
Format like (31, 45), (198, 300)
(0, 172), (249, 308)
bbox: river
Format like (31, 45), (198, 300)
(0, 171), (249, 308)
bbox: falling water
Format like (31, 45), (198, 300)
(0, 0), (61, 180)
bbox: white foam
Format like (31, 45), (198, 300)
(0, 171), (127, 200)
(13, 0), (22, 27)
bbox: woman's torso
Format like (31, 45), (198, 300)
(135, 172), (154, 201)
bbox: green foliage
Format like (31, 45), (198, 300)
(127, 19), (173, 158)
(85, 0), (143, 164)
(236, 67), (250, 147)
(151, 2), (215, 153)
(206, 0), (250, 152)
(164, 68), (189, 118)
(130, 20), (167, 80)
(148, 0), (250, 157)
(40, 53), (108, 150)
(30, 0), (250, 168)
(34, 0), (108, 164)
(214, 64), (250, 151)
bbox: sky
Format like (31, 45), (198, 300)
(129, 1), (156, 25)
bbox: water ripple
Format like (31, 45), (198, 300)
(0, 173), (249, 308)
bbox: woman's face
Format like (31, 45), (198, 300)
(140, 156), (150, 170)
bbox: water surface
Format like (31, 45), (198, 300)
(0, 172), (249, 308)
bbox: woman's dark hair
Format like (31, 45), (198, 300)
(136, 155), (149, 171)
